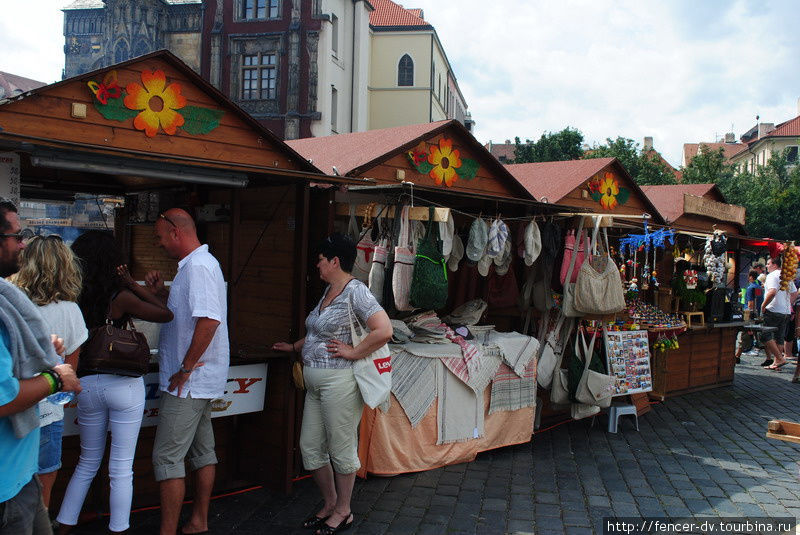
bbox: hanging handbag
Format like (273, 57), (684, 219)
(348, 300), (392, 409)
(550, 318), (575, 405)
(559, 227), (588, 285)
(392, 206), (416, 311)
(574, 223), (626, 316)
(81, 303), (150, 378)
(562, 217), (586, 318)
(381, 202), (403, 316)
(409, 207), (449, 310)
(352, 213), (376, 283)
(532, 261), (555, 312)
(574, 326), (615, 408)
(536, 310), (565, 388)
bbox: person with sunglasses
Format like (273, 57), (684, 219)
(0, 199), (82, 535)
(147, 208), (228, 535)
(11, 235), (88, 517)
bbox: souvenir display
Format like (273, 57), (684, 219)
(603, 330), (653, 395)
(626, 299), (686, 331)
(683, 269), (698, 289)
(703, 232), (727, 286)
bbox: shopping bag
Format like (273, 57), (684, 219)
(349, 301), (392, 409)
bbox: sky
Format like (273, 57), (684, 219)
(1, 0), (799, 168)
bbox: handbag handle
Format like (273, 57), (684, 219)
(397, 206), (410, 248)
(575, 324), (599, 372)
(563, 216), (585, 290)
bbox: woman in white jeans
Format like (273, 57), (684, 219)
(57, 231), (173, 534)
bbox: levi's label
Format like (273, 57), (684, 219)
(373, 356), (392, 374)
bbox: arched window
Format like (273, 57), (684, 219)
(397, 54), (413, 86)
(114, 40), (129, 63)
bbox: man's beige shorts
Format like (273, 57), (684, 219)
(152, 392), (217, 481)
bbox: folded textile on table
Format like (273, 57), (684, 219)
(487, 330), (540, 377)
(390, 320), (414, 343)
(439, 325), (501, 393)
(389, 351), (435, 428)
(488, 360), (537, 414)
(393, 342), (463, 359)
(436, 359), (484, 444)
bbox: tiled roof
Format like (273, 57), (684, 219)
(287, 121), (452, 176)
(683, 142), (746, 164)
(504, 158), (615, 203)
(641, 183), (720, 223)
(768, 115), (800, 138)
(0, 71), (46, 99)
(369, 0), (429, 27)
(484, 142), (516, 163)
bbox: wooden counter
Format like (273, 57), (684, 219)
(649, 325), (737, 400)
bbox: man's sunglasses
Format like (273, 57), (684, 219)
(159, 213), (177, 228)
(0, 228), (35, 242)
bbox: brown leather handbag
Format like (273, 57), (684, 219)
(82, 309), (151, 377)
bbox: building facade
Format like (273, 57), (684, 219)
(728, 112), (800, 174)
(63, 0), (470, 139)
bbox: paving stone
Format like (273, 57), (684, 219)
(588, 495), (611, 508)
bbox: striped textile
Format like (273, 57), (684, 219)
(390, 351), (436, 428)
(488, 359), (537, 415)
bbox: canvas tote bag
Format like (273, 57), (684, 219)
(349, 300), (392, 409)
(574, 222), (626, 316)
(559, 226), (588, 285)
(392, 206), (415, 311)
(574, 326), (615, 408)
(352, 208), (377, 283)
(550, 318), (575, 405)
(536, 310), (565, 388)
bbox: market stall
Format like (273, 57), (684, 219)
(288, 121), (577, 475)
(642, 184), (747, 399)
(506, 158), (670, 424)
(0, 51), (362, 508)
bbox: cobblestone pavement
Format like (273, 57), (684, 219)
(70, 351), (800, 534)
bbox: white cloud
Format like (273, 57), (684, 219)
(0, 0), (66, 84)
(411, 0), (800, 166)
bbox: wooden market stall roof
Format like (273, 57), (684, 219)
(286, 119), (535, 200)
(504, 157), (666, 224)
(641, 183), (746, 234)
(0, 50), (361, 192)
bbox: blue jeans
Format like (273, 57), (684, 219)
(0, 476), (50, 535)
(38, 419), (64, 474)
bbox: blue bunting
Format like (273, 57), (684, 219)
(619, 226), (675, 256)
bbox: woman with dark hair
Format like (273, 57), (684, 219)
(273, 233), (392, 534)
(57, 230), (173, 534)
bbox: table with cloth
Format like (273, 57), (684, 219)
(356, 312), (539, 477)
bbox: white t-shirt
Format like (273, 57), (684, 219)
(764, 269), (796, 315)
(36, 301), (89, 427)
(158, 244), (229, 399)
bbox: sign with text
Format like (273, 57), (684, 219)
(0, 152), (20, 207)
(683, 194), (745, 226)
(63, 363), (268, 436)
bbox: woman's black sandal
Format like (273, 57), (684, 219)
(315, 513), (353, 535)
(302, 515), (329, 529)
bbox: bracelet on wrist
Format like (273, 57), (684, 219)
(41, 369), (61, 394)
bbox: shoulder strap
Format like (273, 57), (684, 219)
(564, 216), (586, 285)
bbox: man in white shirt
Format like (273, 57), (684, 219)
(760, 255), (797, 369)
(146, 208), (229, 535)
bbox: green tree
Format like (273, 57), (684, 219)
(716, 149), (800, 239)
(513, 127), (584, 163)
(681, 144), (735, 184)
(585, 137), (677, 185)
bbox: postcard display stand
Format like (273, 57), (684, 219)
(604, 330), (653, 396)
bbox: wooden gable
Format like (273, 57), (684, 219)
(557, 161), (660, 220)
(0, 52), (312, 174)
(351, 125), (531, 199)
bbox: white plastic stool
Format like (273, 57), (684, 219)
(607, 403), (638, 433)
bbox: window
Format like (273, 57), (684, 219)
(241, 53), (277, 100)
(331, 14), (339, 56)
(114, 40), (129, 63)
(787, 146), (799, 165)
(133, 40), (150, 59)
(331, 87), (338, 132)
(242, 0), (278, 19)
(397, 54), (413, 86)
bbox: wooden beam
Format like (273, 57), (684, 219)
(766, 419), (800, 444)
(335, 203), (450, 222)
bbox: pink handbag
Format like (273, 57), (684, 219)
(559, 228), (587, 285)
